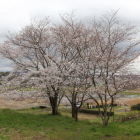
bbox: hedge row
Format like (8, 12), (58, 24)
(79, 109), (114, 116)
(131, 104), (140, 111)
(85, 104), (117, 109)
(96, 104), (117, 108)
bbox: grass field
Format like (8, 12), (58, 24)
(0, 88), (140, 139)
(119, 92), (140, 95)
(0, 108), (140, 140)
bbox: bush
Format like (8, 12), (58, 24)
(31, 106), (39, 110)
(131, 104), (140, 111)
(79, 109), (114, 116)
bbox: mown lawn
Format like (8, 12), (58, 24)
(0, 108), (140, 140)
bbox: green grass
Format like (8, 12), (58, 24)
(119, 92), (140, 95)
(0, 108), (140, 139)
(0, 86), (39, 92)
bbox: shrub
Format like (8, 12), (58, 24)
(97, 104), (117, 108)
(31, 106), (39, 110)
(131, 104), (140, 111)
(79, 109), (114, 116)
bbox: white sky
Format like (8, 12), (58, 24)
(0, 0), (140, 72)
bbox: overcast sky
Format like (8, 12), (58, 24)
(0, 0), (140, 72)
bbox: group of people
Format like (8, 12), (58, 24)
(87, 103), (96, 109)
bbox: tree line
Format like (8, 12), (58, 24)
(0, 72), (10, 78)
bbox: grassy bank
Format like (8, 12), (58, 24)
(0, 108), (140, 140)
(119, 92), (140, 95)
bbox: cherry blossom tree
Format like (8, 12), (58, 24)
(52, 13), (91, 121)
(0, 11), (140, 126)
(0, 18), (65, 115)
(0, 13), (90, 118)
(85, 10), (140, 126)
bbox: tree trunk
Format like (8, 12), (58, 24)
(103, 119), (108, 126)
(99, 106), (109, 127)
(102, 111), (110, 126)
(72, 105), (78, 122)
(49, 96), (59, 115)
